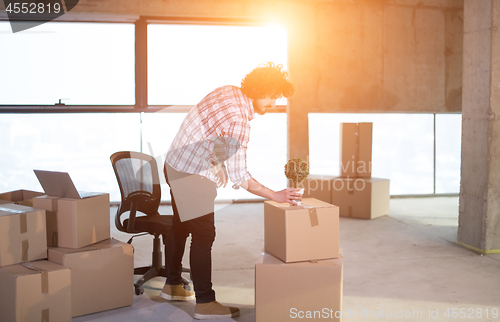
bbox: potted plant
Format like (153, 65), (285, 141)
(284, 158), (309, 204)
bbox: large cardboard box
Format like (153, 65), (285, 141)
(0, 260), (71, 322)
(255, 251), (343, 322)
(331, 177), (390, 219)
(264, 198), (339, 263)
(0, 190), (45, 207)
(340, 122), (372, 178)
(301, 175), (337, 203)
(33, 193), (110, 249)
(0, 204), (47, 267)
(48, 238), (134, 317)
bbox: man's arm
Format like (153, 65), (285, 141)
(240, 177), (303, 205)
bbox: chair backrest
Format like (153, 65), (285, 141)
(110, 151), (162, 232)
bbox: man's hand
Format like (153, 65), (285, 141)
(272, 188), (303, 205)
(240, 178), (304, 205)
(211, 164), (228, 188)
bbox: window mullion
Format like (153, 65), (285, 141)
(135, 18), (148, 109)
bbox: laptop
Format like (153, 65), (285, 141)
(34, 170), (101, 199)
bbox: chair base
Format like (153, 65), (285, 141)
(134, 266), (190, 295)
(130, 233), (191, 295)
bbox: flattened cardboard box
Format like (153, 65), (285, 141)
(331, 177), (390, 219)
(33, 193), (110, 248)
(255, 251), (343, 322)
(0, 260), (71, 322)
(340, 122), (372, 178)
(0, 204), (47, 267)
(301, 175), (337, 203)
(0, 190), (45, 207)
(48, 238), (134, 317)
(264, 198), (339, 263)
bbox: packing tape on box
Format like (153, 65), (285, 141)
(22, 240), (29, 262)
(42, 308), (50, 322)
(308, 208), (319, 226)
(21, 263), (49, 294)
(50, 198), (58, 211)
(20, 213), (28, 234)
(277, 203), (320, 227)
(300, 203), (319, 227)
(20, 214), (29, 261)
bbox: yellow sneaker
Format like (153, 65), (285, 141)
(160, 284), (195, 301)
(194, 301), (240, 320)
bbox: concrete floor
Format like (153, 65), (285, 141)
(74, 197), (500, 322)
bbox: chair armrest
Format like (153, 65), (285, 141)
(125, 192), (156, 232)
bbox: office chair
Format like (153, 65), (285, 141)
(110, 151), (189, 295)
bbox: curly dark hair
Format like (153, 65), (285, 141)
(240, 62), (295, 99)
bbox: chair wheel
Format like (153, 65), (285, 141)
(135, 286), (144, 295)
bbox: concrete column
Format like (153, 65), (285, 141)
(458, 0), (500, 253)
(285, 3), (318, 162)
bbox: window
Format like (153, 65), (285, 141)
(0, 21), (290, 202)
(0, 22), (135, 105)
(0, 113), (140, 201)
(147, 24), (288, 106)
(309, 113), (437, 195)
(141, 112), (288, 201)
(435, 114), (462, 193)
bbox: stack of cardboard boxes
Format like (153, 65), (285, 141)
(0, 192), (72, 321)
(0, 189), (134, 321)
(303, 123), (390, 219)
(256, 198), (343, 322)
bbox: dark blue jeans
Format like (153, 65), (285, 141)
(164, 164), (216, 304)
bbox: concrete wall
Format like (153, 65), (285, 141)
(317, 1), (463, 113)
(458, 0), (500, 252)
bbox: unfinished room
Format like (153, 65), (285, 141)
(0, 0), (499, 321)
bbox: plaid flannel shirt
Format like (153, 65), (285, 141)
(166, 85), (255, 188)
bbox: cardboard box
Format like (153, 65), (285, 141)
(0, 204), (47, 267)
(255, 251), (343, 322)
(264, 198), (339, 263)
(48, 238), (134, 317)
(0, 260), (71, 322)
(331, 177), (390, 219)
(33, 193), (110, 249)
(340, 123), (372, 178)
(301, 175), (337, 203)
(0, 190), (45, 207)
